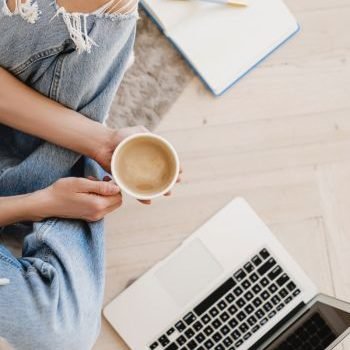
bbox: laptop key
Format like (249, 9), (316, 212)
(167, 328), (176, 336)
(228, 305), (238, 315)
(204, 326), (214, 336)
(223, 337), (233, 346)
(252, 325), (260, 333)
(235, 339), (244, 347)
(271, 295), (281, 305)
(213, 332), (222, 342)
(195, 333), (205, 343)
(244, 262), (254, 273)
(243, 332), (252, 340)
(159, 335), (170, 347)
(150, 341), (159, 349)
(228, 318), (238, 328)
(257, 258), (276, 276)
(214, 345), (224, 350)
(234, 269), (246, 282)
(244, 304), (254, 315)
(285, 296), (292, 304)
(218, 301), (227, 310)
(255, 309), (265, 319)
(212, 319), (222, 329)
(268, 283), (278, 294)
(187, 340), (197, 350)
(201, 315), (211, 325)
(242, 280), (251, 289)
(185, 328), (195, 339)
(239, 322), (249, 333)
(175, 321), (187, 332)
(287, 281), (296, 291)
(244, 291), (254, 301)
(220, 312), (229, 322)
(209, 307), (219, 317)
(263, 302), (273, 312)
(260, 249), (270, 259)
(252, 284), (262, 293)
(165, 343), (179, 350)
(268, 311), (276, 319)
(260, 278), (269, 287)
(194, 278), (236, 316)
(231, 329), (241, 340)
(260, 318), (268, 326)
(249, 273), (259, 282)
(252, 255), (262, 266)
(193, 321), (203, 331)
(253, 297), (262, 307)
(247, 316), (257, 326)
(267, 266), (282, 280)
(204, 339), (214, 349)
(220, 325), (230, 335)
(279, 288), (288, 298)
(293, 289), (301, 297)
(233, 286), (243, 297)
(237, 311), (246, 321)
(261, 291), (270, 300)
(184, 312), (197, 325)
(276, 274), (289, 287)
(176, 335), (187, 346)
(236, 298), (246, 307)
(276, 303), (285, 311)
(225, 293), (235, 303)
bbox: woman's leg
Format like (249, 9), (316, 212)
(0, 215), (104, 350)
(0, 154), (106, 350)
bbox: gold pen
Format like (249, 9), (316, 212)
(198, 0), (247, 7)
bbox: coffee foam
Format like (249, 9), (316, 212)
(114, 137), (176, 195)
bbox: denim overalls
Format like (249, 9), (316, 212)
(0, 0), (137, 348)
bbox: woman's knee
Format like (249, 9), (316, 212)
(56, 0), (138, 15)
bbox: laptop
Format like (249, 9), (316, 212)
(104, 198), (350, 350)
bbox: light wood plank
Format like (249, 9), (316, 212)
(94, 0), (350, 347)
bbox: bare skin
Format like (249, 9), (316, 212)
(7, 0), (138, 14)
(0, 68), (181, 227)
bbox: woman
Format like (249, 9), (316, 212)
(0, 0), (179, 349)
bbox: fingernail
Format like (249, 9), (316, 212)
(109, 184), (120, 194)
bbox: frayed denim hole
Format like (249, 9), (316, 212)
(2, 0), (41, 23)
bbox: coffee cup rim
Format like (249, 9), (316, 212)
(111, 133), (180, 200)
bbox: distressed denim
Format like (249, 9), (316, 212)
(0, 0), (137, 349)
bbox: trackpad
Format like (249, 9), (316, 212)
(155, 239), (224, 307)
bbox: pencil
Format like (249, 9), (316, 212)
(199, 0), (247, 6)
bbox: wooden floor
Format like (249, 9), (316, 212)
(94, 0), (350, 348)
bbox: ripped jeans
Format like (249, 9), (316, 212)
(0, 0), (137, 349)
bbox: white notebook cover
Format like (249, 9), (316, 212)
(141, 0), (299, 95)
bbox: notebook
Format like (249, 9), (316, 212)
(140, 0), (299, 96)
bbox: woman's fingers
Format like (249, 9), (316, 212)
(138, 199), (151, 205)
(78, 178), (120, 196)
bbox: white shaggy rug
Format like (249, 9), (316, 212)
(107, 9), (194, 130)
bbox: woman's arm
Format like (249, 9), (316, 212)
(0, 177), (122, 227)
(0, 67), (117, 170)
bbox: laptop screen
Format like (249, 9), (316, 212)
(265, 301), (350, 349)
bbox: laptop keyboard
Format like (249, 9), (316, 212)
(272, 312), (337, 350)
(149, 248), (301, 350)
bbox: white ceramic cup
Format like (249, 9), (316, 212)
(111, 133), (180, 200)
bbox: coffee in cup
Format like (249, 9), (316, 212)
(111, 133), (180, 200)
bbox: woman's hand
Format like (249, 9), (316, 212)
(0, 177), (122, 226)
(33, 177), (122, 222)
(92, 125), (183, 205)
(92, 125), (149, 173)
